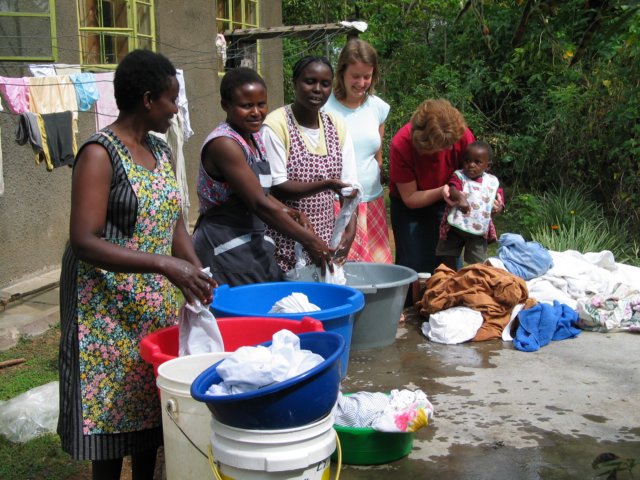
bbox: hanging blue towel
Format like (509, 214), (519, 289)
(514, 301), (581, 352)
(497, 233), (553, 280)
(70, 72), (100, 111)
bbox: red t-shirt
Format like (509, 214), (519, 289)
(389, 122), (475, 199)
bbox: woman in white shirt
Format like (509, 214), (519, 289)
(323, 39), (393, 264)
(261, 56), (358, 273)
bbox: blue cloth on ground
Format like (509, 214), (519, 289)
(70, 72), (99, 111)
(514, 300), (581, 352)
(497, 233), (553, 280)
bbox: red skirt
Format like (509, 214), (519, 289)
(335, 196), (392, 264)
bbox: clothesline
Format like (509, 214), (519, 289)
(0, 69), (193, 139)
(1, 70), (193, 216)
(0, 79), (116, 87)
(0, 109), (118, 118)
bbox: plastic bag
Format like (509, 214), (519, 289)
(178, 267), (225, 356)
(0, 381), (59, 443)
(329, 186), (362, 250)
(286, 185), (361, 285)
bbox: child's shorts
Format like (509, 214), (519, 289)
(436, 227), (488, 265)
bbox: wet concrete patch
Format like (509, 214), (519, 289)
(337, 308), (640, 479)
(583, 414), (609, 423)
(338, 430), (640, 480)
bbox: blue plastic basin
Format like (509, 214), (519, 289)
(211, 281), (364, 376)
(190, 331), (345, 429)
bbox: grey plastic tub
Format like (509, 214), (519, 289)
(287, 263), (418, 350)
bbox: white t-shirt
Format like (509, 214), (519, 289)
(260, 108), (358, 188)
(323, 94), (390, 201)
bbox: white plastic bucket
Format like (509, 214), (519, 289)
(210, 414), (336, 479)
(156, 352), (230, 480)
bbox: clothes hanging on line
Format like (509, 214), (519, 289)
(41, 111), (77, 168)
(166, 111), (190, 219)
(27, 76), (79, 133)
(16, 111), (77, 171)
(2, 71), (193, 140)
(17, 66), (98, 113)
(15, 112), (50, 169)
(0, 76), (30, 114)
(70, 73), (100, 112)
(29, 64), (56, 78)
(175, 69), (194, 141)
(29, 64), (82, 77)
(94, 72), (118, 131)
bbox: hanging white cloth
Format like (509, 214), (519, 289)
(94, 72), (118, 131)
(175, 69), (194, 141)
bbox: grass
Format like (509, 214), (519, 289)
(0, 434), (89, 480)
(500, 187), (640, 266)
(0, 327), (60, 400)
(0, 326), (90, 480)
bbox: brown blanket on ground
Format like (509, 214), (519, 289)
(418, 264), (531, 341)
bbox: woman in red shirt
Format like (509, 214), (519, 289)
(389, 99), (475, 286)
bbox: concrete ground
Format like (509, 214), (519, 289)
(1, 277), (639, 480)
(339, 310), (640, 479)
(0, 269), (60, 351)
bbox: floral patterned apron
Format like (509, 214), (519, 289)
(76, 133), (180, 434)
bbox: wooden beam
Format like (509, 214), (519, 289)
(0, 358), (26, 369)
(223, 23), (362, 41)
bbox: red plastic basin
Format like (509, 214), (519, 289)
(140, 316), (324, 376)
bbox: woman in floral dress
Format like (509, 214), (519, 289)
(58, 50), (216, 480)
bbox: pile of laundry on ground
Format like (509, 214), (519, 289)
(419, 233), (640, 351)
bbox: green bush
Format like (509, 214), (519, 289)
(531, 218), (622, 257)
(281, 1), (640, 237)
(503, 188), (639, 265)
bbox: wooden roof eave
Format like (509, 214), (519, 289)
(222, 22), (363, 41)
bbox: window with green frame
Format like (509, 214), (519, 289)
(77, 0), (155, 68)
(216, 0), (259, 72)
(0, 1), (57, 61)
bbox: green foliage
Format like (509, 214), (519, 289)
(501, 192), (545, 236)
(281, 0), (640, 235)
(592, 452), (639, 479)
(502, 187), (639, 265)
(531, 218), (622, 258)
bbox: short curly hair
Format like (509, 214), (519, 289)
(465, 140), (493, 164)
(333, 39), (379, 101)
(411, 99), (468, 154)
(114, 49), (177, 112)
(220, 67), (266, 104)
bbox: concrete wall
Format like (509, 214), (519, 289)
(0, 1), (86, 288)
(0, 1), (283, 289)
